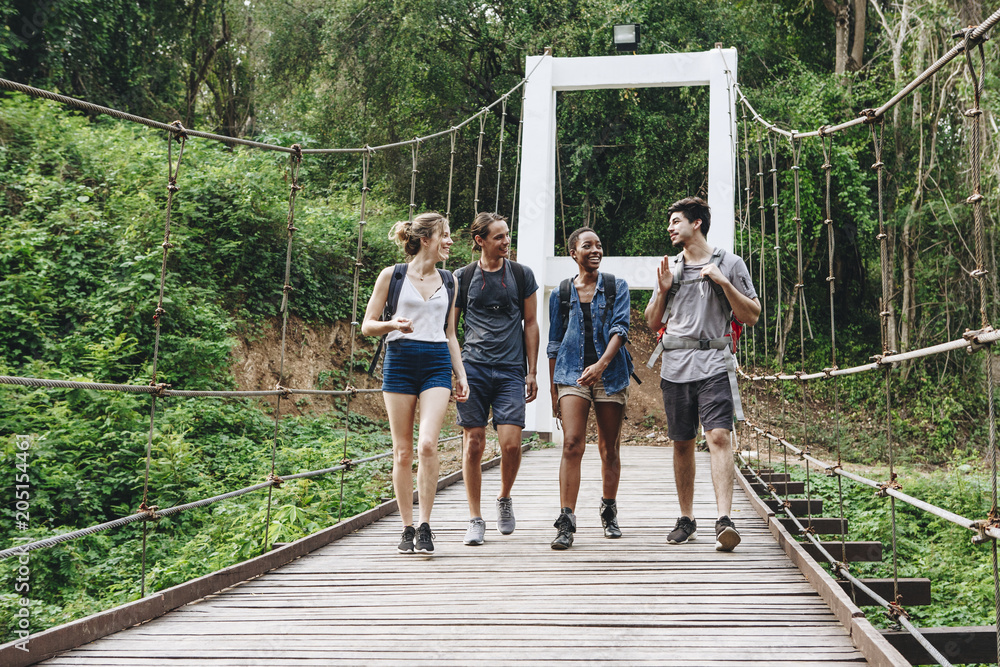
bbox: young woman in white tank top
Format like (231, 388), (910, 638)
(361, 212), (468, 555)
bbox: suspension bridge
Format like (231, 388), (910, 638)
(2, 6), (1000, 667)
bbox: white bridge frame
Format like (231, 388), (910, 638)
(516, 49), (738, 436)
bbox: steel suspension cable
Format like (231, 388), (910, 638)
(340, 151), (372, 523)
(263, 145), (303, 552)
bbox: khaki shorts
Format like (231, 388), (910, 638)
(557, 378), (628, 405)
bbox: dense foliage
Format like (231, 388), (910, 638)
(0, 0), (998, 646)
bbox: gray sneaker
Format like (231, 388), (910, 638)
(496, 497), (516, 535)
(464, 518), (486, 546)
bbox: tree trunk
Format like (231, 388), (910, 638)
(823, 0), (851, 75)
(849, 0), (866, 70)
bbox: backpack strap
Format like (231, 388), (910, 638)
(558, 278), (572, 333)
(602, 273), (616, 331)
(438, 268), (455, 331)
(508, 260), (527, 321)
(456, 261), (477, 314)
(368, 263), (409, 376)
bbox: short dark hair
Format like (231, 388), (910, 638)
(470, 212), (507, 251)
(567, 226), (598, 254)
(667, 197), (711, 237)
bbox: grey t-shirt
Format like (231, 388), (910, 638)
(454, 260), (539, 369)
(656, 249), (757, 383)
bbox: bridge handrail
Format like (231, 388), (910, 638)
(742, 418), (1000, 542)
(738, 329), (999, 382)
(0, 435), (462, 560)
(737, 451), (956, 667)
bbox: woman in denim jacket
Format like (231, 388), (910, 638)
(547, 226), (634, 550)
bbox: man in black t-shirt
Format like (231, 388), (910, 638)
(453, 212), (539, 545)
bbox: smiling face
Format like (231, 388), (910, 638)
(424, 221), (453, 262)
(668, 211), (700, 249)
(570, 230), (603, 271)
(476, 219), (510, 261)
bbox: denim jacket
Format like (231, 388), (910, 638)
(546, 273), (634, 396)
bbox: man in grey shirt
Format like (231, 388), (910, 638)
(644, 197), (760, 552)
(454, 212), (540, 546)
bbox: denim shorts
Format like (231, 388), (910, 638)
(456, 361), (526, 429)
(382, 339), (453, 395)
(661, 372), (734, 441)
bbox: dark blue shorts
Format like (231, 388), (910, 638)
(456, 361), (526, 429)
(382, 339), (453, 395)
(661, 372), (734, 441)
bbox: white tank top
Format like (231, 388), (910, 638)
(385, 277), (450, 343)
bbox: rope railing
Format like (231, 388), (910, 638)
(743, 419), (1000, 541)
(737, 449), (956, 666)
(0, 374), (382, 396)
(0, 433), (465, 561)
(0, 56), (545, 155)
(726, 6), (1000, 140)
(738, 329), (1000, 382)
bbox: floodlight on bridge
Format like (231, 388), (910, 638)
(612, 24), (641, 52)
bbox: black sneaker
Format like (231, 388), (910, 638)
(715, 516), (741, 552)
(398, 525), (416, 554)
(551, 509), (576, 550)
(667, 516), (697, 544)
(600, 499), (622, 539)
(415, 522), (435, 554)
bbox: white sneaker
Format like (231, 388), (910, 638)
(464, 517), (486, 545)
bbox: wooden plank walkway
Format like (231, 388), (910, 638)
(41, 445), (868, 665)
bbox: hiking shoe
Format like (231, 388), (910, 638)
(496, 497), (516, 535)
(667, 516), (697, 544)
(600, 499), (622, 539)
(551, 508), (576, 550)
(415, 522), (435, 554)
(464, 518), (486, 546)
(398, 525), (416, 554)
(715, 516), (741, 552)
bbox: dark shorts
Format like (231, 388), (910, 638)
(456, 361), (526, 429)
(661, 372), (734, 441)
(382, 339), (452, 395)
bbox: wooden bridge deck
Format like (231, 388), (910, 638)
(41, 445), (868, 665)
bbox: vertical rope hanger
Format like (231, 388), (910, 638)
(756, 127), (769, 362)
(556, 127), (568, 250)
(495, 98), (507, 213)
(868, 117), (905, 624)
(339, 149), (372, 522)
(767, 131), (784, 368)
(473, 113), (486, 215)
(962, 35), (1000, 666)
(409, 141), (420, 223)
(264, 144), (303, 551)
(139, 122), (187, 598)
(820, 131), (851, 585)
(509, 90), (525, 249)
(446, 130), (457, 220)
(789, 136), (813, 530)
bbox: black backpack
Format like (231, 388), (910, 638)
(455, 259), (529, 372)
(367, 263), (455, 376)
